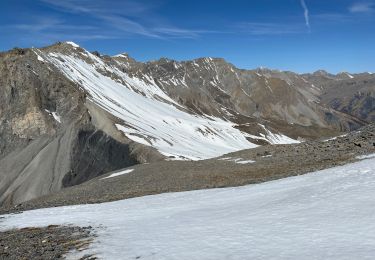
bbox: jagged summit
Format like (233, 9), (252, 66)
(113, 53), (130, 58)
(65, 41), (80, 48)
(312, 69), (333, 77)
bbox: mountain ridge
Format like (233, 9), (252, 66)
(7, 43), (371, 76)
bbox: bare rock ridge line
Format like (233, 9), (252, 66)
(0, 41), (373, 206)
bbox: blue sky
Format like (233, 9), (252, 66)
(1, 0), (374, 73)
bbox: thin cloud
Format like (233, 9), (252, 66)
(11, 17), (61, 32)
(349, 2), (375, 13)
(97, 14), (161, 38)
(38, 0), (206, 39)
(10, 17), (96, 32)
(39, 0), (152, 16)
(300, 0), (310, 30)
(153, 28), (221, 39)
(1, 16), (116, 46)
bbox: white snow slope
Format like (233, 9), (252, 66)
(40, 43), (297, 160)
(1, 157), (375, 259)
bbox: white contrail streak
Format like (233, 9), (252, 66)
(300, 0), (310, 29)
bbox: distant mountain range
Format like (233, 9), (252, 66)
(0, 41), (373, 205)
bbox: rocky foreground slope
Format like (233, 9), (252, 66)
(2, 123), (373, 214)
(1, 147), (375, 260)
(0, 41), (373, 206)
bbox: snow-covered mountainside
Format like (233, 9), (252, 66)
(0, 41), (373, 206)
(44, 50), (256, 160)
(38, 42), (298, 160)
(2, 155), (375, 259)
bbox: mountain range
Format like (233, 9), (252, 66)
(0, 41), (374, 206)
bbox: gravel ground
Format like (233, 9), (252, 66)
(1, 124), (373, 215)
(0, 125), (373, 260)
(0, 224), (95, 259)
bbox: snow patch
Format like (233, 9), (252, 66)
(258, 124), (299, 144)
(65, 41), (80, 48)
(51, 112), (61, 123)
(45, 109), (61, 123)
(218, 157), (255, 164)
(235, 160), (255, 164)
(346, 73), (354, 79)
(32, 49), (46, 62)
(37, 55), (45, 62)
(357, 153), (375, 160)
(323, 134), (347, 142)
(218, 157), (232, 161)
(113, 53), (128, 58)
(101, 169), (134, 180)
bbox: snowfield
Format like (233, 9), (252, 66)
(45, 50), (257, 160)
(1, 157), (375, 259)
(39, 43), (298, 160)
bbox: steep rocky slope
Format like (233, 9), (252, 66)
(0, 41), (373, 206)
(0, 45), (162, 206)
(302, 71), (374, 123)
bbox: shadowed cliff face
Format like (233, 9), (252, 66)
(0, 42), (373, 206)
(63, 129), (138, 187)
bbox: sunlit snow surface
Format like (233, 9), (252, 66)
(65, 41), (80, 48)
(357, 153), (375, 160)
(100, 169), (134, 180)
(44, 109), (61, 123)
(1, 157), (375, 259)
(218, 157), (256, 164)
(40, 46), (297, 160)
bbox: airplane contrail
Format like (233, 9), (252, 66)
(300, 0), (310, 30)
